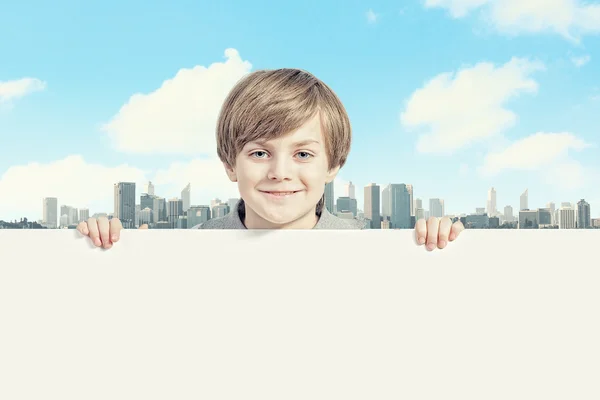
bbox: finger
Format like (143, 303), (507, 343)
(97, 217), (111, 249)
(110, 218), (123, 243)
(426, 217), (439, 251)
(437, 217), (453, 249)
(87, 218), (101, 247)
(414, 218), (427, 245)
(138, 224), (148, 230)
(449, 220), (465, 241)
(76, 221), (89, 236)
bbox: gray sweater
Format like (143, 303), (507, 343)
(192, 199), (367, 230)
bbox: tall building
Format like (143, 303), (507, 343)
(346, 181), (355, 199)
(146, 181), (155, 196)
(60, 205), (78, 226)
(519, 210), (538, 229)
(114, 182), (136, 229)
(406, 184), (414, 216)
(546, 202), (556, 225)
(389, 184), (411, 229)
(139, 208), (152, 227)
(79, 208), (89, 222)
(487, 187), (497, 217)
(381, 185), (391, 219)
(504, 205), (513, 222)
(324, 181), (334, 214)
(429, 198), (444, 218)
(227, 198), (239, 213)
(187, 205), (211, 228)
(414, 198), (423, 219)
(364, 183), (380, 229)
(181, 183), (191, 213)
(336, 197), (357, 217)
(167, 198), (184, 229)
(520, 189), (528, 211)
(43, 197), (58, 229)
(558, 206), (576, 229)
(577, 199), (591, 229)
(212, 203), (229, 218)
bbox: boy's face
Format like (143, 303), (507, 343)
(224, 113), (339, 228)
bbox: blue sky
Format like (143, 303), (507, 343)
(1, 0), (599, 221)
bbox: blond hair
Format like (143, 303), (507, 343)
(216, 68), (352, 171)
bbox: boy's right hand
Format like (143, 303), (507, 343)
(77, 217), (148, 249)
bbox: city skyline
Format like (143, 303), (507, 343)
(31, 180), (598, 230)
(1, 1), (599, 222)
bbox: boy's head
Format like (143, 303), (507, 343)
(216, 68), (352, 228)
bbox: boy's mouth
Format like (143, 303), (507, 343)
(259, 190), (301, 197)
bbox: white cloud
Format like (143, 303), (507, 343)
(424, 0), (600, 41)
(102, 48), (253, 156)
(0, 155), (244, 221)
(478, 132), (594, 190)
(0, 155), (148, 221)
(0, 78), (46, 103)
(151, 158), (239, 204)
(571, 55), (591, 67)
(366, 9), (378, 23)
(424, 0), (489, 18)
(400, 57), (544, 154)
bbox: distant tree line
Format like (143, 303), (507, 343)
(0, 217), (47, 229)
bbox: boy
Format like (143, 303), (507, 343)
(77, 68), (464, 250)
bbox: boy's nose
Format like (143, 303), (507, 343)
(267, 158), (293, 181)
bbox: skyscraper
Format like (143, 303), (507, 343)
(504, 205), (513, 222)
(547, 202), (556, 225)
(381, 185), (391, 220)
(577, 199), (591, 229)
(43, 197), (58, 229)
(406, 184), (414, 217)
(345, 181), (355, 199)
(324, 181), (334, 214)
(146, 181), (155, 196)
(364, 183), (380, 229)
(558, 206), (576, 229)
(487, 187), (497, 217)
(168, 198), (184, 229)
(429, 198), (444, 218)
(520, 189), (528, 211)
(389, 184), (411, 229)
(114, 182), (136, 229)
(181, 183), (191, 213)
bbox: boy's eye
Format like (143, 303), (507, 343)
(251, 151), (268, 158)
(296, 152), (312, 159)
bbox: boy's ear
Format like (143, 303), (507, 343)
(325, 165), (341, 183)
(223, 162), (238, 182)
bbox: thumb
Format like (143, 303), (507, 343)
(138, 224), (149, 230)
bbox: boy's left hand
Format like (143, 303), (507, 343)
(415, 217), (464, 251)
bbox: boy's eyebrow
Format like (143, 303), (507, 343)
(248, 139), (321, 147)
(292, 139), (321, 147)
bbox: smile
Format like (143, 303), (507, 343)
(259, 190), (301, 198)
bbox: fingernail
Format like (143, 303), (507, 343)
(94, 238), (101, 246)
(449, 233), (455, 241)
(439, 240), (446, 248)
(427, 243), (435, 251)
(112, 235), (118, 241)
(418, 237), (425, 244)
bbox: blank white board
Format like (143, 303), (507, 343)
(0, 229), (599, 399)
